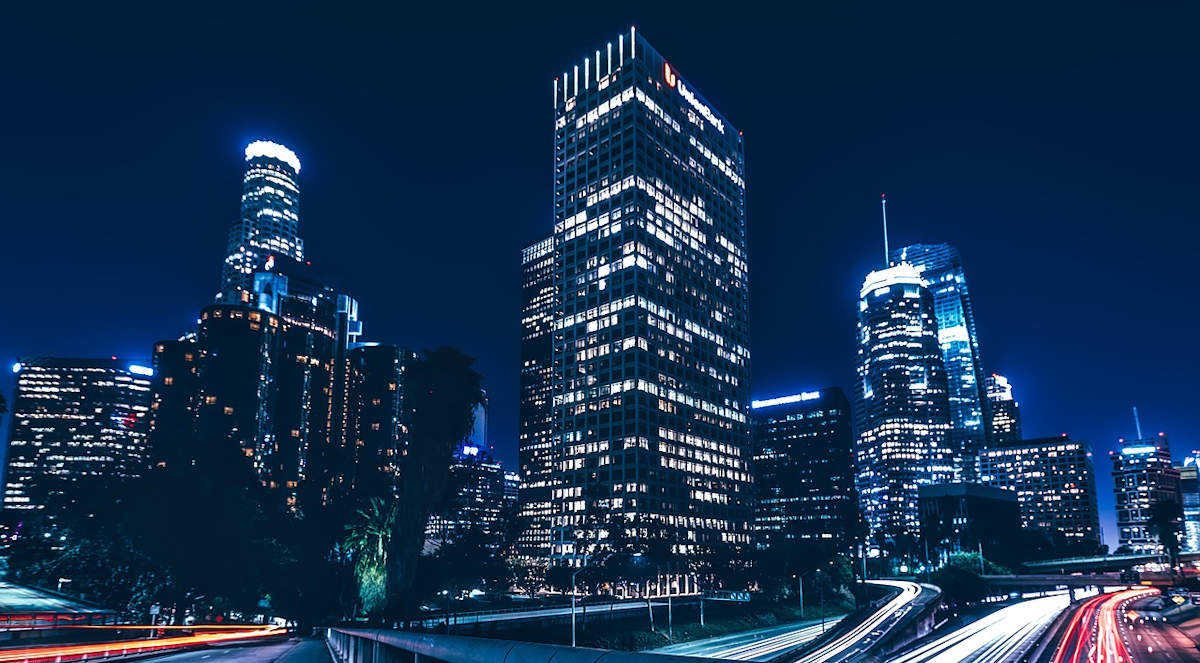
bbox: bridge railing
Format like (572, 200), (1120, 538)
(325, 628), (735, 663)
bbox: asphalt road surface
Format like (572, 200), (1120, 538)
(886, 594), (1069, 663)
(790, 580), (938, 663)
(1049, 588), (1155, 663)
(1121, 601), (1200, 663)
(652, 615), (847, 661)
(141, 638), (329, 663)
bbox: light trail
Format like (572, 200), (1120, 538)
(0, 624), (286, 663)
(792, 580), (925, 663)
(654, 617), (846, 661)
(886, 594), (1070, 663)
(1049, 588), (1155, 663)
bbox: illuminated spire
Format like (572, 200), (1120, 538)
(1133, 405), (1144, 439)
(881, 193), (889, 268)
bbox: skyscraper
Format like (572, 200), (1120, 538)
(977, 435), (1102, 552)
(891, 244), (987, 478)
(750, 388), (855, 549)
(984, 373), (1021, 447)
(1179, 454), (1200, 553)
(547, 28), (752, 571)
(219, 141), (303, 303)
(425, 443), (510, 550)
(1112, 432), (1180, 553)
(4, 358), (151, 514)
(517, 236), (556, 564)
(855, 263), (954, 544)
(147, 336), (200, 470)
(342, 343), (416, 503)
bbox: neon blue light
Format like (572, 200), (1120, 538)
(10, 362), (21, 374)
(128, 364), (154, 377)
(751, 391), (821, 409)
(1121, 445), (1157, 455)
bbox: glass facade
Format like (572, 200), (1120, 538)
(342, 343), (416, 502)
(855, 264), (953, 544)
(750, 388), (855, 549)
(426, 444), (510, 550)
(4, 358), (151, 514)
(219, 141), (303, 303)
(891, 244), (987, 479)
(984, 373), (1021, 447)
(1111, 433), (1180, 553)
(548, 28), (751, 566)
(978, 436), (1102, 549)
(517, 236), (556, 563)
(1179, 453), (1200, 553)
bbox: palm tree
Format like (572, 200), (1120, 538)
(344, 497), (397, 616)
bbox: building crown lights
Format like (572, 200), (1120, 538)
(860, 263), (924, 298)
(751, 391), (820, 409)
(245, 140), (301, 173)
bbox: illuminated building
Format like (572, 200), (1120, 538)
(918, 483), (1020, 565)
(978, 435), (1101, 550)
(1111, 433), (1180, 553)
(517, 236), (556, 563)
(147, 336), (200, 469)
(548, 29), (752, 573)
(750, 388), (855, 549)
(855, 263), (954, 544)
(219, 141), (303, 303)
(891, 244), (987, 478)
(342, 343), (416, 502)
(425, 443), (510, 549)
(983, 374), (1021, 447)
(1178, 453), (1200, 553)
(3, 358), (151, 514)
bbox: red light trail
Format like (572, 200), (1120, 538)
(1050, 588), (1155, 663)
(0, 624), (284, 663)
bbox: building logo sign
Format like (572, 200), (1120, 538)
(663, 62), (725, 134)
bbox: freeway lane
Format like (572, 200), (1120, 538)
(0, 581), (107, 615)
(790, 580), (936, 663)
(419, 599), (667, 628)
(1049, 588), (1156, 663)
(652, 615), (847, 661)
(886, 594), (1069, 663)
(127, 638), (329, 663)
(1120, 598), (1200, 663)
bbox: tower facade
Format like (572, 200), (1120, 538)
(517, 237), (556, 563)
(1112, 433), (1180, 553)
(4, 358), (151, 514)
(219, 141), (303, 303)
(750, 388), (855, 549)
(548, 29), (752, 567)
(984, 373), (1021, 447)
(891, 244), (987, 478)
(855, 264), (953, 544)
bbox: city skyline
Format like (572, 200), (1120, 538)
(2, 8), (1198, 550)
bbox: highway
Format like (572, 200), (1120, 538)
(416, 599), (667, 627)
(0, 581), (109, 615)
(0, 625), (287, 662)
(886, 594), (1070, 663)
(652, 615), (846, 660)
(1049, 588), (1157, 663)
(1119, 597), (1200, 663)
(789, 580), (935, 663)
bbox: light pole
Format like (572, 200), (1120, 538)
(571, 553), (592, 647)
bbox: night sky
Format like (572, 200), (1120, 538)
(2, 5), (1197, 549)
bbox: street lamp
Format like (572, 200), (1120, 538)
(571, 554), (590, 648)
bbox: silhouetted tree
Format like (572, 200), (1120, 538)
(1149, 499), (1183, 570)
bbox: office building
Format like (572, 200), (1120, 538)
(548, 28), (752, 569)
(1179, 453), (1200, 553)
(425, 443), (509, 549)
(517, 236), (556, 563)
(1112, 433), (1180, 553)
(978, 435), (1102, 550)
(219, 141), (304, 303)
(918, 483), (1020, 565)
(855, 263), (954, 544)
(891, 244), (987, 478)
(750, 388), (855, 549)
(147, 336), (200, 469)
(4, 358), (151, 514)
(342, 343), (416, 503)
(983, 374), (1021, 447)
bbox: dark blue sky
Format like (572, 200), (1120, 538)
(2, 4), (1197, 549)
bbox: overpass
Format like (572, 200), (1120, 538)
(1021, 551), (1200, 574)
(0, 581), (116, 628)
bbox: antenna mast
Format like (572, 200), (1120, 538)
(881, 193), (889, 267)
(1133, 406), (1144, 439)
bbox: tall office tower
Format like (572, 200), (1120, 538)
(1179, 453), (1200, 553)
(219, 141), (303, 303)
(330, 294), (364, 457)
(1112, 433), (1180, 553)
(750, 388), (855, 549)
(4, 358), (151, 514)
(194, 305), (282, 494)
(917, 483), (1021, 564)
(147, 336), (200, 469)
(252, 257), (341, 514)
(977, 435), (1102, 551)
(517, 236), (556, 563)
(549, 29), (752, 570)
(891, 244), (987, 478)
(425, 443), (509, 549)
(855, 263), (954, 544)
(983, 374), (1021, 447)
(343, 343), (416, 502)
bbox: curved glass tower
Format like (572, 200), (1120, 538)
(855, 264), (953, 544)
(219, 140), (303, 303)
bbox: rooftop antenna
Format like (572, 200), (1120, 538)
(881, 193), (889, 267)
(1133, 406), (1144, 440)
